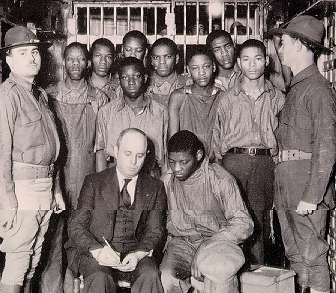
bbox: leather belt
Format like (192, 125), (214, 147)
(228, 147), (271, 156)
(278, 150), (312, 163)
(12, 162), (54, 180)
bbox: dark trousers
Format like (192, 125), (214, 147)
(79, 255), (164, 293)
(277, 210), (330, 292)
(221, 153), (275, 265)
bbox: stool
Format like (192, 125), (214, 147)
(240, 266), (295, 293)
(190, 276), (204, 293)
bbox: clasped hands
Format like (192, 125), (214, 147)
(91, 246), (148, 272)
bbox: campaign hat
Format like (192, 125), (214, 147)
(268, 15), (332, 53)
(0, 26), (51, 52)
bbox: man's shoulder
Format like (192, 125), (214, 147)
(207, 162), (236, 184)
(149, 97), (168, 113)
(0, 78), (18, 96)
(85, 168), (115, 184)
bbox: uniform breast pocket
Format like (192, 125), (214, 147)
(15, 110), (45, 150)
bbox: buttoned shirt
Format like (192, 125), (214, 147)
(147, 72), (187, 106)
(88, 77), (118, 101)
(214, 63), (242, 91)
(162, 158), (253, 244)
(0, 73), (60, 209)
(96, 95), (168, 167)
(212, 79), (285, 159)
(276, 64), (336, 205)
(116, 167), (138, 205)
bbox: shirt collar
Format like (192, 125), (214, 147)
(59, 80), (87, 96)
(116, 167), (138, 190)
(151, 71), (178, 87)
(290, 64), (319, 87)
(116, 94), (154, 115)
(9, 72), (34, 91)
(234, 79), (274, 97)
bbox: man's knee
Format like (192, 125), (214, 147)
(160, 266), (181, 292)
(83, 271), (116, 293)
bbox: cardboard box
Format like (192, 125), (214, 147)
(240, 266), (296, 293)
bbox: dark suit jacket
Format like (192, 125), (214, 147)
(66, 167), (167, 274)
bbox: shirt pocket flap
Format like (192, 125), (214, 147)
(22, 110), (42, 124)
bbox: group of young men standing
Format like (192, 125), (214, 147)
(0, 13), (335, 293)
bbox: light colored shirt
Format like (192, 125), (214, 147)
(0, 73), (60, 209)
(212, 79), (285, 159)
(162, 158), (253, 244)
(116, 167), (138, 205)
(96, 95), (168, 167)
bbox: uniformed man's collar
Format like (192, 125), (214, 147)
(116, 94), (154, 115)
(9, 72), (35, 91)
(290, 64), (319, 87)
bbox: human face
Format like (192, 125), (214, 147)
(119, 64), (146, 100)
(91, 44), (113, 77)
(278, 34), (296, 68)
(64, 46), (88, 81)
(122, 37), (147, 61)
(6, 45), (41, 81)
(151, 44), (178, 78)
(168, 151), (200, 181)
(238, 46), (268, 80)
(115, 132), (147, 178)
(187, 54), (215, 87)
(210, 36), (235, 70)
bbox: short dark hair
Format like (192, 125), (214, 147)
(63, 42), (89, 60)
(122, 30), (147, 48)
(89, 38), (114, 60)
(239, 39), (266, 58)
(206, 30), (233, 50)
(187, 47), (214, 65)
(168, 130), (205, 159)
(117, 56), (147, 76)
(151, 38), (178, 56)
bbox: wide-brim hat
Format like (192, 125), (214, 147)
(0, 26), (52, 52)
(268, 15), (333, 54)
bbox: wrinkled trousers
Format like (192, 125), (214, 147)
(0, 178), (53, 286)
(160, 237), (244, 293)
(277, 210), (330, 292)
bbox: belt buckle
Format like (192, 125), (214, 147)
(47, 164), (54, 177)
(278, 151), (283, 163)
(248, 148), (257, 156)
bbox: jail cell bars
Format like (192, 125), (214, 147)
(69, 0), (264, 72)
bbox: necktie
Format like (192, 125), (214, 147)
(121, 179), (132, 208)
(32, 84), (40, 102)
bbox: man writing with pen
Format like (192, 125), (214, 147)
(66, 128), (167, 293)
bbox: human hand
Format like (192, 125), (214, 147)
(96, 246), (121, 267)
(296, 200), (317, 216)
(117, 252), (139, 272)
(53, 193), (66, 214)
(0, 210), (17, 232)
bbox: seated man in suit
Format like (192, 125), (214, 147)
(160, 130), (254, 293)
(66, 128), (167, 293)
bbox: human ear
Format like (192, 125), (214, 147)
(196, 149), (203, 162)
(175, 54), (179, 65)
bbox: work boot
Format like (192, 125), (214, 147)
(23, 279), (32, 293)
(0, 283), (22, 293)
